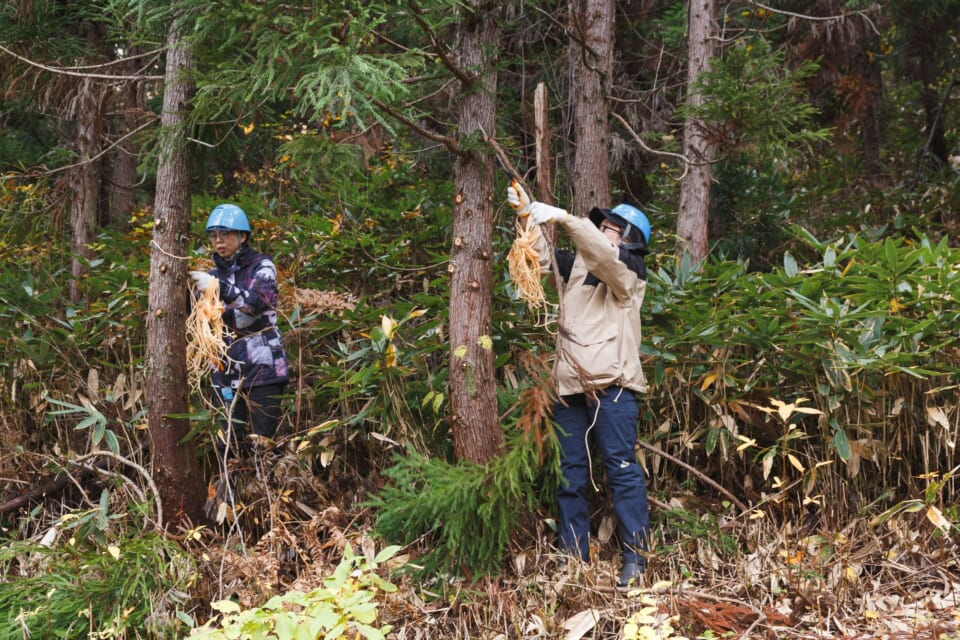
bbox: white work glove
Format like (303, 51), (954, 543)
(506, 180), (532, 217)
(527, 202), (569, 226)
(189, 271), (216, 293)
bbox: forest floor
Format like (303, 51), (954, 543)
(193, 456), (960, 640)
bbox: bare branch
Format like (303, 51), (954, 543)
(639, 440), (749, 513)
(406, 0), (475, 88)
(2, 115), (159, 182)
(371, 97), (463, 156)
(73, 450), (164, 532)
(611, 112), (691, 180)
(0, 43), (165, 81)
(741, 0), (880, 36)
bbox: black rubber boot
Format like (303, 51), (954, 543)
(617, 561), (644, 590)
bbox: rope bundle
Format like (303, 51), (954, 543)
(186, 281), (228, 392)
(508, 218), (548, 312)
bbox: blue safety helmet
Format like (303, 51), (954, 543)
(589, 203), (651, 246)
(205, 204), (251, 234)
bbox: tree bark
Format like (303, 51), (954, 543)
(146, 16), (207, 527)
(915, 31), (948, 166)
(68, 78), (106, 303)
(676, 0), (717, 267)
(449, 0), (504, 464)
(109, 47), (146, 227)
(568, 0), (614, 216)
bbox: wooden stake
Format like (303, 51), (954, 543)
(534, 82), (553, 206)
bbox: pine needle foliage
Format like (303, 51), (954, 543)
(369, 386), (561, 578)
(678, 36), (831, 161)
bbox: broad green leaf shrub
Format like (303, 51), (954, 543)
(188, 545), (399, 640)
(0, 228), (150, 457)
(644, 228), (960, 517)
(0, 524), (195, 640)
(314, 307), (448, 455)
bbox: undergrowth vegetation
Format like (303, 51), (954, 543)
(3, 204), (958, 637)
(2, 87), (959, 640)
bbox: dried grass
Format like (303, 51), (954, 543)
(190, 447), (960, 640)
(287, 287), (357, 316)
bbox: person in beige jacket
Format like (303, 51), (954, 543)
(508, 183), (651, 589)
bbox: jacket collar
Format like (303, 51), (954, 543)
(213, 244), (256, 272)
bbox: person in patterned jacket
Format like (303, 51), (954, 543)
(190, 204), (289, 465)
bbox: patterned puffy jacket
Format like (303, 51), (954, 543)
(207, 245), (289, 390)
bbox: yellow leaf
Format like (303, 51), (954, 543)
(762, 455), (774, 480)
(864, 610), (880, 620)
(621, 622), (639, 640)
(700, 372), (718, 391)
(777, 403), (794, 422)
(241, 122), (255, 135)
(384, 343), (397, 368)
(107, 545), (120, 560)
(211, 600), (242, 614)
(381, 315), (396, 339)
(787, 454), (806, 473)
(844, 566), (859, 583)
(649, 580), (672, 593)
(320, 450), (334, 468)
(926, 505), (952, 532)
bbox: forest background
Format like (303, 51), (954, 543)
(1, 0), (959, 638)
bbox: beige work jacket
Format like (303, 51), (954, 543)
(532, 214), (648, 397)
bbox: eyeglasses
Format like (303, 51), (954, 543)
(599, 223), (623, 236)
(208, 230), (236, 241)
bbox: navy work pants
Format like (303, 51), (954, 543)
(212, 383), (286, 461)
(554, 386), (650, 565)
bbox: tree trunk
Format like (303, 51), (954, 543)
(568, 0), (613, 216)
(109, 48), (145, 227)
(448, 0), (503, 464)
(676, 0), (716, 267)
(859, 46), (884, 176)
(146, 17), (207, 527)
(916, 32), (948, 166)
(68, 78), (105, 303)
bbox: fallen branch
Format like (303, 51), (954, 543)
(638, 440), (749, 513)
(70, 450), (163, 531)
(0, 474), (71, 515)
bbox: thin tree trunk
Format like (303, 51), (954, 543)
(109, 48), (145, 227)
(676, 0), (716, 267)
(68, 78), (105, 303)
(449, 0), (503, 464)
(916, 33), (948, 165)
(147, 16), (206, 527)
(568, 0), (613, 216)
(860, 47), (883, 176)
